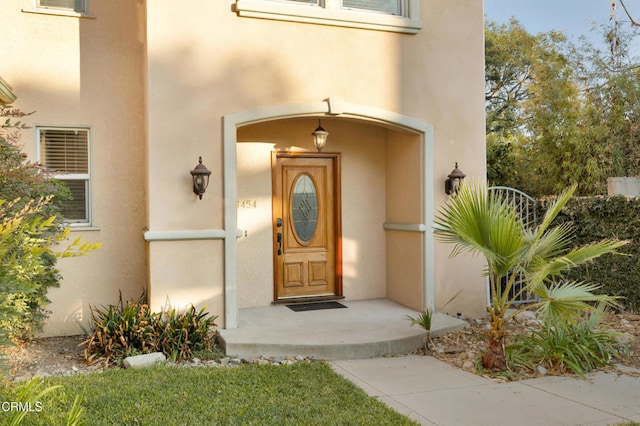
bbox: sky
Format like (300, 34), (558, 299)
(484, 0), (640, 50)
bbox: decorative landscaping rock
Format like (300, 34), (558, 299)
(462, 360), (474, 371)
(536, 365), (548, 376)
(513, 310), (537, 324)
(616, 332), (634, 345)
(123, 352), (166, 369)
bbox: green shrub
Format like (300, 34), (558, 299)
(0, 211), (100, 342)
(0, 198), (58, 375)
(507, 306), (626, 376)
(83, 294), (218, 365)
(551, 195), (640, 312)
(0, 330), (12, 377)
(0, 107), (84, 341)
(1, 252), (61, 341)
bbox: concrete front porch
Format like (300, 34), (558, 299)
(217, 299), (466, 360)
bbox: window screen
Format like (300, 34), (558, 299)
(59, 179), (88, 222)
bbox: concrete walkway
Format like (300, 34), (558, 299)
(331, 356), (640, 426)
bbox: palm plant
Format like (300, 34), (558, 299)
(434, 184), (626, 370)
(406, 309), (433, 351)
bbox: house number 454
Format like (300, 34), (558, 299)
(237, 200), (257, 209)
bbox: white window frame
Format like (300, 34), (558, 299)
(36, 126), (93, 228)
(23, 0), (94, 18)
(234, 0), (422, 34)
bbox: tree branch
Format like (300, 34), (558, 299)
(619, 0), (640, 27)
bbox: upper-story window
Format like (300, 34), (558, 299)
(282, 0), (402, 15)
(342, 0), (401, 15)
(37, 0), (87, 14)
(235, 0), (421, 34)
(23, 0), (93, 18)
(37, 127), (92, 226)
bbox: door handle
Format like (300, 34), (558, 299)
(277, 232), (282, 255)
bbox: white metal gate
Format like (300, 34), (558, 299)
(488, 186), (539, 305)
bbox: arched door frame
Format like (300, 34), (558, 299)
(222, 97), (434, 328)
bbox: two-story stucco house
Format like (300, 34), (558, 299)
(2, 0), (487, 338)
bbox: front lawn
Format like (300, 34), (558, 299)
(2, 362), (418, 425)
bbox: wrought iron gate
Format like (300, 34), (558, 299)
(487, 186), (539, 305)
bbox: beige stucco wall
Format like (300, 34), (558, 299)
(146, 0), (488, 324)
(384, 131), (424, 310)
(148, 241), (224, 318)
(1, 0), (486, 337)
(1, 1), (148, 336)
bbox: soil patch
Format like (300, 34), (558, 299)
(426, 311), (640, 380)
(2, 335), (96, 381)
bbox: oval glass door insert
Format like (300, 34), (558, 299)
(291, 173), (318, 243)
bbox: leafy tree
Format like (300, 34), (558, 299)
(485, 11), (640, 197)
(485, 19), (535, 138)
(517, 43), (585, 196)
(574, 13), (640, 183)
(434, 184), (625, 370)
(485, 20), (576, 192)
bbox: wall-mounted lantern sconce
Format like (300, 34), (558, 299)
(311, 119), (329, 152)
(445, 162), (466, 195)
(190, 156), (212, 200)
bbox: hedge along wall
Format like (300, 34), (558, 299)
(549, 195), (640, 313)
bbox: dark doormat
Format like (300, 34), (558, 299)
(286, 301), (347, 312)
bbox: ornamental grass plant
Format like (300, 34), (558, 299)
(82, 293), (218, 365)
(507, 304), (627, 376)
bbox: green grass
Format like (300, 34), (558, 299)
(2, 362), (418, 425)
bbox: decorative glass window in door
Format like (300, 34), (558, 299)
(291, 174), (318, 243)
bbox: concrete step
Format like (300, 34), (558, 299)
(217, 299), (467, 360)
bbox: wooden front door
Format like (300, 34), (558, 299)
(272, 152), (342, 301)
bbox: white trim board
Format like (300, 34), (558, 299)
(234, 0), (422, 34)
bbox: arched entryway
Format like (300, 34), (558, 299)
(223, 97), (434, 328)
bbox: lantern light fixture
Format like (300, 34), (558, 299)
(445, 162), (466, 195)
(190, 156), (212, 200)
(311, 119), (329, 152)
